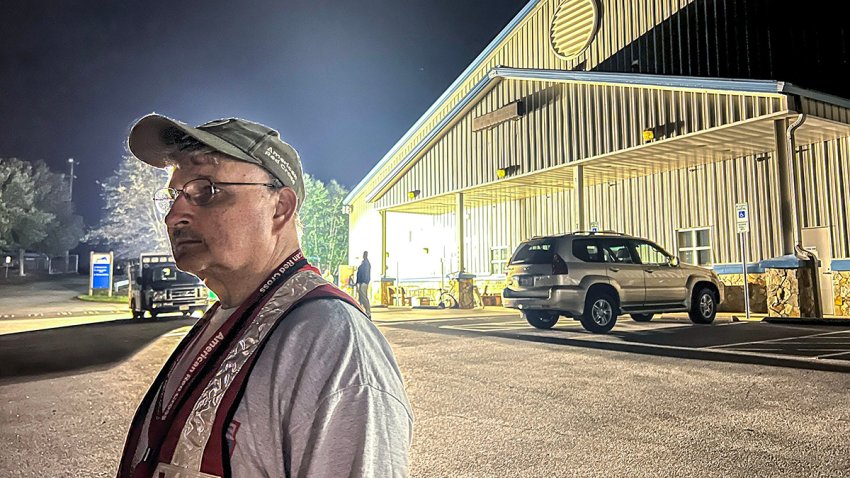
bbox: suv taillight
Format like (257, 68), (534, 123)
(552, 253), (569, 275)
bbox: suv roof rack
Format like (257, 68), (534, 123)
(528, 232), (569, 240)
(570, 230), (627, 236)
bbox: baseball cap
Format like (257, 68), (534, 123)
(128, 114), (305, 210)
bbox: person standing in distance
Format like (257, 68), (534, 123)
(355, 251), (371, 317)
(116, 114), (413, 478)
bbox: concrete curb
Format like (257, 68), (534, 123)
(0, 309), (128, 320)
(764, 317), (850, 325)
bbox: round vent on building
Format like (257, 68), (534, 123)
(550, 0), (600, 60)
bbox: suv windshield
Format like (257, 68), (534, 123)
(509, 240), (554, 265)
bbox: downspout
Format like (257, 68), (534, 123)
(786, 111), (823, 317)
(785, 112), (806, 248)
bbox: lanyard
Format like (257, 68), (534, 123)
(141, 250), (308, 470)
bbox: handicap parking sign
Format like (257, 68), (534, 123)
(735, 203), (749, 233)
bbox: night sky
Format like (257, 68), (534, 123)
(0, 0), (526, 226)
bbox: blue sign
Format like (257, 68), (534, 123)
(91, 253), (112, 290)
(738, 211), (746, 219)
(92, 264), (111, 289)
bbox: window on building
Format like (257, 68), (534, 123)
(490, 246), (510, 275)
(677, 228), (712, 266)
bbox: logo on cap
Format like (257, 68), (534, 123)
(264, 147), (298, 185)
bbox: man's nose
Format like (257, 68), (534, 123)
(164, 194), (193, 229)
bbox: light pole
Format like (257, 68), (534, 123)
(67, 158), (76, 201)
(65, 158), (78, 273)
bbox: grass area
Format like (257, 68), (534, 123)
(76, 293), (128, 304)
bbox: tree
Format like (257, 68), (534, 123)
(29, 161), (85, 256)
(85, 155), (170, 259)
(299, 174), (349, 280)
(0, 158), (57, 252)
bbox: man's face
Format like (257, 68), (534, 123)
(163, 157), (279, 280)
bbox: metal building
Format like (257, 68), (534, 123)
(343, 0), (850, 317)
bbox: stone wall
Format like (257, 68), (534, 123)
(717, 273), (767, 313)
(766, 267), (817, 318)
(834, 271), (850, 317)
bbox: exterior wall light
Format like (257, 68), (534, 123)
(407, 189), (420, 199)
(496, 165), (519, 179)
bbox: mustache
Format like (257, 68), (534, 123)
(169, 229), (203, 243)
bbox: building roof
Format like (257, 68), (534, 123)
(344, 0), (850, 206)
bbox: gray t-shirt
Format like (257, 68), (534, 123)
(226, 298), (413, 477)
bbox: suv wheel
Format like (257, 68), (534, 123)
(580, 291), (618, 334)
(523, 310), (559, 329)
(689, 287), (717, 324)
(630, 313), (654, 322)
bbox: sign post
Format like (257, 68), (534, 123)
(735, 203), (751, 320)
(89, 252), (114, 297)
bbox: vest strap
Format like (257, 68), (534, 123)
(169, 269), (328, 472)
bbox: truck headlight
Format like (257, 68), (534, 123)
(152, 290), (167, 301)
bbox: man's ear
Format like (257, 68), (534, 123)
(272, 188), (298, 227)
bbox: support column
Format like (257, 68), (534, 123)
(767, 115), (819, 318)
(379, 209), (393, 306)
(773, 118), (796, 256)
(456, 193), (465, 273)
(455, 192), (475, 308)
(380, 210), (387, 277)
(575, 165), (586, 231)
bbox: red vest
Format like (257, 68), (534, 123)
(117, 253), (364, 478)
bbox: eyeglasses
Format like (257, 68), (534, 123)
(153, 178), (279, 214)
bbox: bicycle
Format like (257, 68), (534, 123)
(437, 274), (484, 309)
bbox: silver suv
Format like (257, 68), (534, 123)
(502, 232), (724, 333)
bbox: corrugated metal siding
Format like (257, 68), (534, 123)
(414, 140), (847, 274)
(354, 0), (850, 209)
(796, 137), (850, 258)
(350, 0), (850, 273)
(584, 152), (786, 264)
(351, 0), (695, 206)
(378, 138), (850, 276)
(378, 79), (784, 209)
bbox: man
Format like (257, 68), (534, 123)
(117, 114), (413, 478)
(355, 251), (371, 317)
